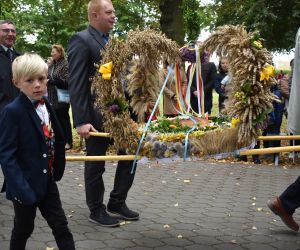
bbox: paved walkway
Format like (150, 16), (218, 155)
(1, 158), (300, 250)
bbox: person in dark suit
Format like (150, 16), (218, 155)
(0, 20), (21, 193)
(0, 20), (20, 111)
(189, 61), (217, 115)
(0, 53), (75, 249)
(68, 0), (139, 228)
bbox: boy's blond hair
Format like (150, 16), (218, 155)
(12, 53), (48, 82)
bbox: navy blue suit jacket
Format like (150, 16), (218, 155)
(0, 92), (65, 205)
(68, 25), (107, 129)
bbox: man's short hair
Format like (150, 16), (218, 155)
(88, 0), (101, 22)
(0, 20), (15, 26)
(12, 53), (48, 83)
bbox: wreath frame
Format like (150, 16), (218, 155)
(93, 25), (277, 157)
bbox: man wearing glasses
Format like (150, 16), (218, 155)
(0, 20), (20, 111)
(0, 20), (21, 193)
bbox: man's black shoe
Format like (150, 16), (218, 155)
(107, 203), (139, 221)
(253, 158), (261, 164)
(88, 209), (120, 227)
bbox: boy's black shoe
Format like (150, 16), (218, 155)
(89, 209), (119, 227)
(107, 203), (139, 221)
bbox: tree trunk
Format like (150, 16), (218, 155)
(159, 0), (185, 46)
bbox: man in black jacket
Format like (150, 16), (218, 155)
(190, 61), (217, 115)
(68, 0), (139, 227)
(0, 20), (20, 111)
(0, 20), (21, 193)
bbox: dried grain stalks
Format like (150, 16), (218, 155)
(202, 25), (277, 144)
(93, 29), (181, 152)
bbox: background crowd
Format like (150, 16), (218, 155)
(0, 19), (295, 159)
(0, 1), (300, 246)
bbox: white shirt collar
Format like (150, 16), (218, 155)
(1, 44), (13, 52)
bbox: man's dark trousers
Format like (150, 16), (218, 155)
(85, 135), (136, 214)
(280, 176), (300, 215)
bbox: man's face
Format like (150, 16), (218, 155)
(14, 72), (48, 101)
(94, 0), (116, 33)
(0, 23), (16, 48)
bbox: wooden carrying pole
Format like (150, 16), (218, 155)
(78, 133), (300, 158)
(258, 135), (300, 141)
(89, 132), (110, 137)
(66, 133), (139, 161)
(240, 146), (300, 156)
(66, 155), (141, 161)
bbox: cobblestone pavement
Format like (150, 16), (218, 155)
(1, 157), (300, 250)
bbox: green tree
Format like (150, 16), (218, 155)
(0, 0), (88, 57)
(212, 0), (300, 51)
(183, 0), (215, 43)
(113, 0), (160, 37)
(0, 0), (211, 56)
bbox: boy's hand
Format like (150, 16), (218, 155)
(77, 123), (98, 139)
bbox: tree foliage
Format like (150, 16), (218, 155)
(212, 0), (300, 51)
(3, 0), (298, 56)
(0, 0), (88, 56)
(0, 0), (164, 57)
(183, 0), (214, 43)
(113, 0), (160, 37)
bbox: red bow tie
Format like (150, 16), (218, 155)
(33, 99), (45, 108)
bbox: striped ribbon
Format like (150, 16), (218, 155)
(131, 65), (174, 174)
(195, 45), (205, 116)
(185, 64), (196, 113)
(174, 64), (187, 113)
(173, 64), (199, 160)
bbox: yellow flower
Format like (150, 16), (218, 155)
(99, 61), (113, 80)
(231, 118), (240, 128)
(253, 40), (263, 49)
(260, 65), (275, 81)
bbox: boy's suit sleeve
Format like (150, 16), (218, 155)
(0, 108), (37, 205)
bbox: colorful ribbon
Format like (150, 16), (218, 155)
(195, 45), (205, 116)
(131, 65), (174, 174)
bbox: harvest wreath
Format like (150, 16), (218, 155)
(92, 25), (277, 159)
